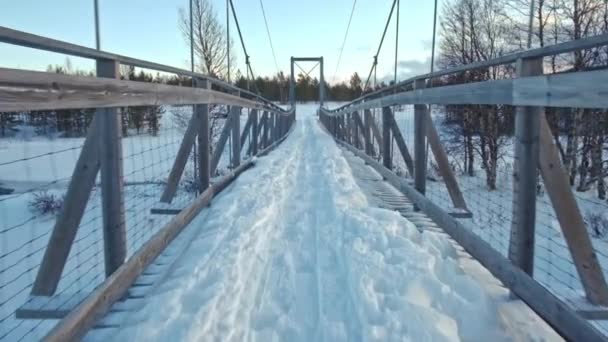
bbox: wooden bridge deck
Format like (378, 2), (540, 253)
(79, 139), (559, 341)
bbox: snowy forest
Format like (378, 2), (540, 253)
(436, 0), (608, 201)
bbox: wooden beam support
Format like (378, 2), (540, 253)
(387, 109), (415, 177)
(251, 109), (258, 156)
(425, 111), (469, 211)
(239, 110), (254, 150)
(381, 107), (392, 170)
(539, 114), (608, 305)
(159, 111), (201, 203)
(370, 111), (383, 156)
(97, 59), (126, 277)
(260, 111), (269, 149)
(363, 109), (373, 156)
(210, 114), (233, 176)
(197, 79), (210, 192)
(509, 57), (542, 277)
(352, 111), (363, 149)
(31, 116), (101, 296)
(16, 293), (89, 319)
(231, 106), (241, 168)
(414, 79), (427, 194)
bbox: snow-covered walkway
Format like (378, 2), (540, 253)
(110, 106), (556, 342)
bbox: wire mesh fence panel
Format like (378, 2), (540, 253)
(0, 103), (242, 340)
(424, 104), (515, 258)
(121, 104), (195, 256)
(0, 111), (104, 341)
(391, 105), (414, 179)
(529, 75), (608, 332)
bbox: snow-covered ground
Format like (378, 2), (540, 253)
(110, 105), (558, 341)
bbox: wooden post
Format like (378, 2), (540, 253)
(97, 59), (126, 277)
(539, 114), (608, 305)
(414, 79), (427, 194)
(382, 106), (392, 169)
(509, 57), (542, 276)
(353, 112), (359, 148)
(197, 79), (210, 192)
(370, 112), (383, 156)
(271, 112), (277, 143)
(31, 116), (101, 295)
(261, 111), (269, 149)
(347, 113), (353, 144)
(231, 105), (241, 168)
(342, 115), (347, 141)
(251, 109), (258, 156)
(364, 109), (373, 156)
(352, 111), (366, 149)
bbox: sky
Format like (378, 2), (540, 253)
(0, 0), (441, 85)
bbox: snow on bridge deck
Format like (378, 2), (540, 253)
(85, 105), (559, 342)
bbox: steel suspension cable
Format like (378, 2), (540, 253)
(363, 0), (398, 91)
(258, 0), (284, 101)
(332, 0), (358, 83)
(425, 0), (439, 176)
(228, 0), (262, 94)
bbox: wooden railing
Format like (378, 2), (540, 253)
(319, 34), (608, 342)
(0, 26), (295, 340)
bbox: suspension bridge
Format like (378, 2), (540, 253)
(2, 1), (608, 341)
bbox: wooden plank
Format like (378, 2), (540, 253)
(97, 59), (126, 277)
(387, 109), (414, 176)
(564, 296), (608, 320)
(31, 115), (101, 296)
(0, 67), (266, 112)
(231, 106), (241, 168)
(513, 69), (608, 108)
(210, 115), (233, 176)
(322, 69), (608, 116)
(150, 201), (183, 215)
(382, 107), (392, 169)
(328, 33), (608, 111)
(43, 160), (256, 342)
(6, 24), (608, 102)
(425, 111), (468, 211)
(509, 57), (542, 277)
(337, 140), (608, 342)
(16, 293), (90, 319)
(159, 112), (200, 203)
(539, 114), (608, 305)
(0, 26), (289, 109)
